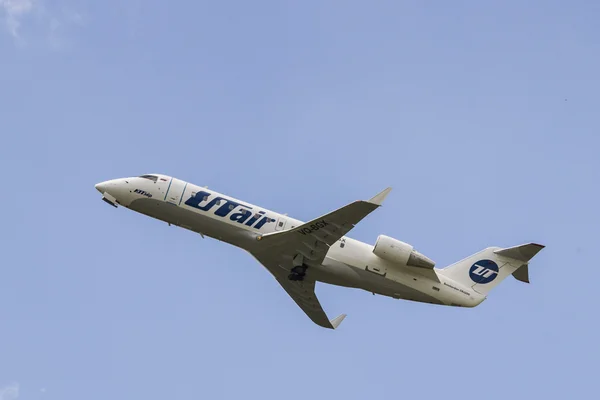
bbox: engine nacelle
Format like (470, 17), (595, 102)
(372, 235), (435, 269)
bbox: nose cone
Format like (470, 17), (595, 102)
(95, 181), (109, 193)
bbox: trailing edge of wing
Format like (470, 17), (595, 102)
(368, 187), (392, 206)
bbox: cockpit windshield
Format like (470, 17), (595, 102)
(139, 174), (158, 182)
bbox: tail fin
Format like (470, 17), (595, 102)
(439, 243), (545, 296)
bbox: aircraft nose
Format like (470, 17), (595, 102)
(95, 181), (109, 193)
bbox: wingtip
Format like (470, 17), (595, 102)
(368, 187), (392, 206)
(330, 313), (347, 329)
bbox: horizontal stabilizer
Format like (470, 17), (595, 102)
(494, 243), (544, 285)
(494, 243), (545, 263)
(330, 314), (347, 329)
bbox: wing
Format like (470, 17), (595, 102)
(257, 260), (346, 329)
(256, 187), (392, 268)
(251, 187), (392, 329)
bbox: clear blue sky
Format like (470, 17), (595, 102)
(1, 1), (599, 399)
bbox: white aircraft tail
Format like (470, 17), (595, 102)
(439, 243), (545, 296)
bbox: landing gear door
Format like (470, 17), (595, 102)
(275, 217), (287, 231)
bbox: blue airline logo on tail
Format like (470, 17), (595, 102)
(469, 259), (499, 284)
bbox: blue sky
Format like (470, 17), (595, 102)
(1, 1), (599, 399)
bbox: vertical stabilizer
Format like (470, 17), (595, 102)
(438, 243), (544, 296)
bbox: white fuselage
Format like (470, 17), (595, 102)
(95, 174), (485, 308)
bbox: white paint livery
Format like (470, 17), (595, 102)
(95, 174), (545, 329)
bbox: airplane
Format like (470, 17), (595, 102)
(94, 173), (545, 329)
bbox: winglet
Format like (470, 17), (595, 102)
(329, 313), (347, 329)
(368, 187), (392, 206)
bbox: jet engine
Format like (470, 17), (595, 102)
(372, 235), (435, 269)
